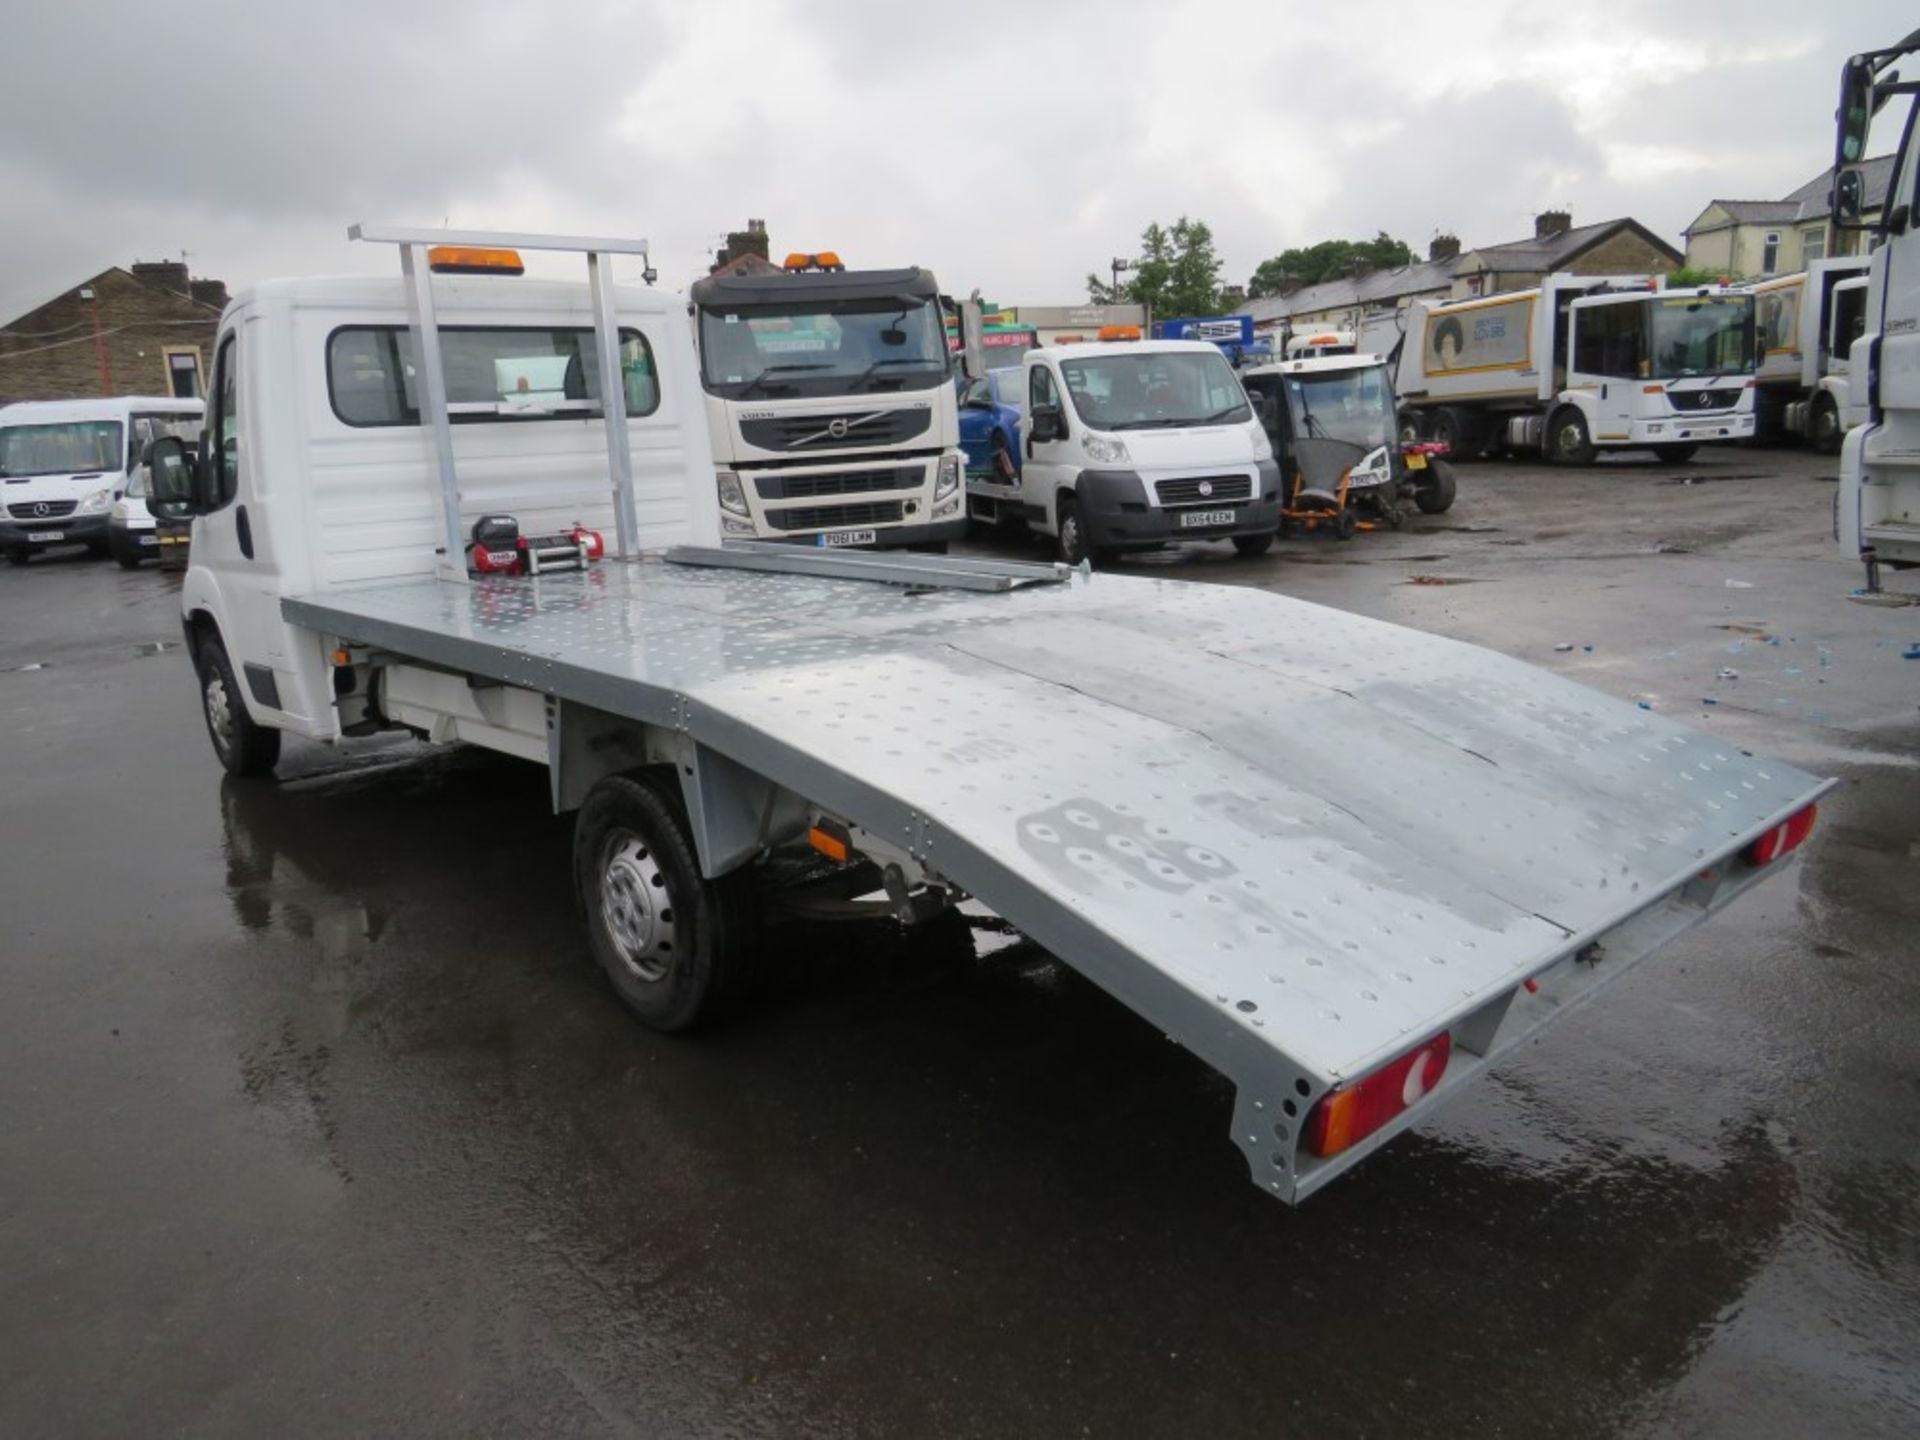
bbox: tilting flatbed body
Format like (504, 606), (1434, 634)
(144, 225), (1829, 1204)
(284, 555), (1827, 1199)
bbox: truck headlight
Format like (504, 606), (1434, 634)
(79, 487), (112, 514)
(1250, 423), (1273, 461)
(1082, 434), (1129, 465)
(716, 469), (749, 516)
(935, 453), (961, 500)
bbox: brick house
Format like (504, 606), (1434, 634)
(1682, 156), (1895, 279)
(0, 261), (228, 407)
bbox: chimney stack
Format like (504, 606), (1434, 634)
(1428, 233), (1461, 262)
(1534, 209), (1572, 240)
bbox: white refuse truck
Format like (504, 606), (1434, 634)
(690, 252), (966, 550)
(1393, 274), (1759, 463)
(1749, 256), (1872, 452)
(143, 224), (1827, 1205)
(1832, 28), (1920, 588)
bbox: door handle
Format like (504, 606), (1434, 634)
(236, 503), (254, 560)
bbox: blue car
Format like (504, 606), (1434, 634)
(957, 367), (1024, 484)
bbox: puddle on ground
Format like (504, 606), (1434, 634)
(1658, 472), (1770, 486)
(135, 642), (176, 657)
(1405, 575), (1480, 586)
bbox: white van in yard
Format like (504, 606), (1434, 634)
(968, 340), (1281, 564)
(0, 396), (205, 566)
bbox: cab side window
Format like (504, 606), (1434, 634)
(1029, 365), (1059, 411)
(211, 336), (241, 507)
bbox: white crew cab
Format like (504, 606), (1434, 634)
(967, 339), (1281, 564)
(0, 396), (203, 566)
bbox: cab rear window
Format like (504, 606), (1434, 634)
(327, 325), (660, 427)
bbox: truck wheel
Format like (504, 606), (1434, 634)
(1414, 459), (1458, 514)
(109, 530), (145, 568)
(196, 633), (281, 777)
(1397, 409), (1426, 444)
(575, 774), (758, 1032)
(1810, 394), (1843, 455)
(1334, 507), (1357, 541)
(1056, 497), (1092, 566)
(1430, 406), (1473, 458)
(1548, 408), (1596, 466)
(1653, 443), (1698, 464)
(1232, 532), (1274, 558)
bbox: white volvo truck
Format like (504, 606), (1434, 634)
(691, 254), (965, 550)
(1833, 29), (1920, 589)
(1748, 257), (1871, 452)
(1394, 274), (1758, 463)
(145, 225), (1827, 1205)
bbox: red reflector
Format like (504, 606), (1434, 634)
(1304, 1033), (1452, 1158)
(1743, 802), (1817, 867)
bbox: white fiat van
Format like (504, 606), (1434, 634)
(982, 340), (1281, 565)
(0, 396), (205, 565)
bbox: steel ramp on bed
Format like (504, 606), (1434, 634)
(283, 553), (1828, 1201)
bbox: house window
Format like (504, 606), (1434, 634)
(1761, 231), (1781, 275)
(164, 348), (203, 399)
(1802, 228), (1826, 264)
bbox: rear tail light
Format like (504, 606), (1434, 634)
(1743, 802), (1817, 867)
(1304, 1033), (1452, 1158)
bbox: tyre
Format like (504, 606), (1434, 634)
(1056, 496), (1091, 566)
(1397, 409), (1426, 444)
(1334, 507), (1357, 541)
(1414, 459), (1458, 514)
(574, 773), (759, 1032)
(1231, 532), (1274, 558)
(5, 547), (31, 567)
(195, 631), (281, 777)
(1653, 443), (1698, 464)
(1430, 406), (1473, 458)
(109, 530), (146, 569)
(1810, 394), (1843, 456)
(1548, 407), (1596, 466)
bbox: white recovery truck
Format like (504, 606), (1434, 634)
(690, 254), (966, 551)
(1833, 29), (1920, 589)
(1749, 256), (1871, 453)
(1393, 274), (1759, 463)
(146, 225), (1828, 1205)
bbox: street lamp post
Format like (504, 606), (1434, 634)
(1110, 258), (1131, 303)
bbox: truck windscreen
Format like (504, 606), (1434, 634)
(1059, 351), (1251, 429)
(1650, 296), (1755, 379)
(0, 421), (123, 478)
(700, 297), (949, 397)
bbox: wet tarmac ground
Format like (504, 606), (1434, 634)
(2, 446), (1917, 1437)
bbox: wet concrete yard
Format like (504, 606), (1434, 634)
(2, 447), (1916, 1437)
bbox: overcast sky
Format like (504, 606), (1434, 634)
(1, 0), (1912, 320)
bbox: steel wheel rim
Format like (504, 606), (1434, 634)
(1556, 421), (1584, 456)
(1061, 512), (1082, 560)
(205, 672), (234, 753)
(600, 828), (676, 983)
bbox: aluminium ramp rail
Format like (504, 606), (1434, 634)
(283, 560), (1828, 1201)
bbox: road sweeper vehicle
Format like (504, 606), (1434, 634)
(1393, 274), (1759, 463)
(145, 225), (1827, 1204)
(1239, 351), (1456, 535)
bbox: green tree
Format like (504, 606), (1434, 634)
(1247, 232), (1414, 298)
(1086, 217), (1225, 316)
